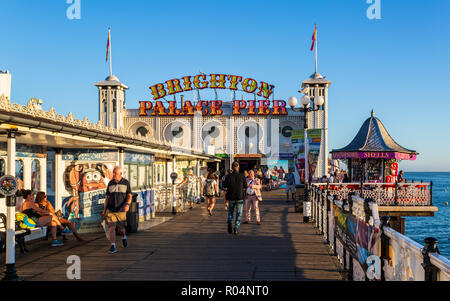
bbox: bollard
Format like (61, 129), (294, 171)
(2, 195), (19, 281)
(379, 216), (390, 281)
(422, 237), (440, 281)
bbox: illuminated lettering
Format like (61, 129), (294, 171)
(195, 101), (209, 116)
(138, 101), (153, 116)
(167, 101), (180, 116)
(150, 101), (168, 116)
(193, 74), (209, 89)
(209, 74), (227, 89)
(227, 75), (242, 90)
(232, 100), (247, 115)
(165, 79), (184, 95)
(257, 81), (274, 99)
(150, 83), (167, 100)
(210, 101), (223, 116)
(242, 78), (258, 93)
(179, 101), (195, 116)
(247, 100), (256, 115)
(272, 100), (287, 115)
(257, 99), (271, 115)
(182, 76), (193, 91)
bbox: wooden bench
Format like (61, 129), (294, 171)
(0, 213), (47, 253)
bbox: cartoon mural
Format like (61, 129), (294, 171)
(62, 162), (114, 231)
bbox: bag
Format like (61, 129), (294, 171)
(205, 180), (215, 197)
(101, 219), (110, 241)
(15, 213), (37, 230)
(246, 180), (255, 196)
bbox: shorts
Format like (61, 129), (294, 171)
(286, 184), (296, 194)
(105, 210), (127, 228)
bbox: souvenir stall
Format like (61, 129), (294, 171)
(331, 111), (417, 183)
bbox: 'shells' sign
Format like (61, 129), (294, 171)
(149, 74), (275, 100)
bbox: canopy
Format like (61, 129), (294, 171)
(331, 111), (417, 161)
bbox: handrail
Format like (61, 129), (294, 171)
(309, 184), (448, 281)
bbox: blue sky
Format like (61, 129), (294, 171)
(1, 0), (449, 171)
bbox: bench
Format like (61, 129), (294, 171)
(0, 213), (47, 253)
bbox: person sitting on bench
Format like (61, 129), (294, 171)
(35, 191), (84, 242)
(21, 190), (64, 247)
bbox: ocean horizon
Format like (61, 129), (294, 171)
(404, 172), (449, 258)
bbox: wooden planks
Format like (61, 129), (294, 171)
(1, 190), (343, 281)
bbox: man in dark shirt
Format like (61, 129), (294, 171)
(223, 162), (247, 235)
(101, 166), (132, 254)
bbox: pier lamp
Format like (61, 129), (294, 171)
(288, 93), (324, 222)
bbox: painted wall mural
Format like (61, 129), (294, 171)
(62, 162), (115, 231)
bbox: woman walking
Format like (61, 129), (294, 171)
(243, 170), (263, 225)
(202, 170), (219, 216)
(177, 168), (198, 209)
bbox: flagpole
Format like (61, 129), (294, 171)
(315, 24), (318, 74)
(109, 28), (113, 76)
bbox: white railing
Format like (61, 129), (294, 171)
(312, 182), (432, 206)
(309, 185), (448, 281)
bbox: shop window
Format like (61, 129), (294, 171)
(138, 165), (146, 187)
(129, 165), (138, 188)
(0, 158), (5, 178)
(366, 159), (382, 183)
(46, 160), (53, 192)
(31, 159), (41, 192)
(16, 160), (24, 181)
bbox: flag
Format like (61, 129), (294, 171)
(106, 28), (111, 62)
(310, 24), (317, 51)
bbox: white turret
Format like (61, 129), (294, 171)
(0, 70), (12, 99)
(94, 75), (128, 129)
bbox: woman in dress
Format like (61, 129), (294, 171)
(177, 168), (199, 209)
(243, 170), (263, 225)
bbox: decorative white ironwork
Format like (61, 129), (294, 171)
(312, 182), (431, 206)
(0, 97), (204, 154)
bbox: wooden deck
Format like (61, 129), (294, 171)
(1, 190), (344, 281)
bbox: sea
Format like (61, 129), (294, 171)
(404, 172), (450, 258)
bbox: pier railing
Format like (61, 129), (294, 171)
(310, 184), (449, 281)
(313, 182), (432, 206)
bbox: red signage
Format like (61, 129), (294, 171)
(138, 99), (287, 117)
(149, 74), (275, 100)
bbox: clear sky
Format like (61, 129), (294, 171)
(1, 0), (449, 171)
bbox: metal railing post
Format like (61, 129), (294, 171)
(379, 216), (390, 281)
(326, 192), (331, 244)
(333, 195), (338, 256)
(422, 237), (440, 281)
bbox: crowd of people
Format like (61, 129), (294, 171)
(320, 169), (350, 183)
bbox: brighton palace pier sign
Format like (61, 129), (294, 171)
(138, 74), (288, 116)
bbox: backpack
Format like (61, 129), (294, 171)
(15, 213), (37, 230)
(205, 179), (215, 197)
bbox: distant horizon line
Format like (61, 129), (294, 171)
(404, 171), (450, 173)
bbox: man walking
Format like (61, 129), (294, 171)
(223, 162), (247, 235)
(101, 166), (132, 254)
(284, 168), (296, 202)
